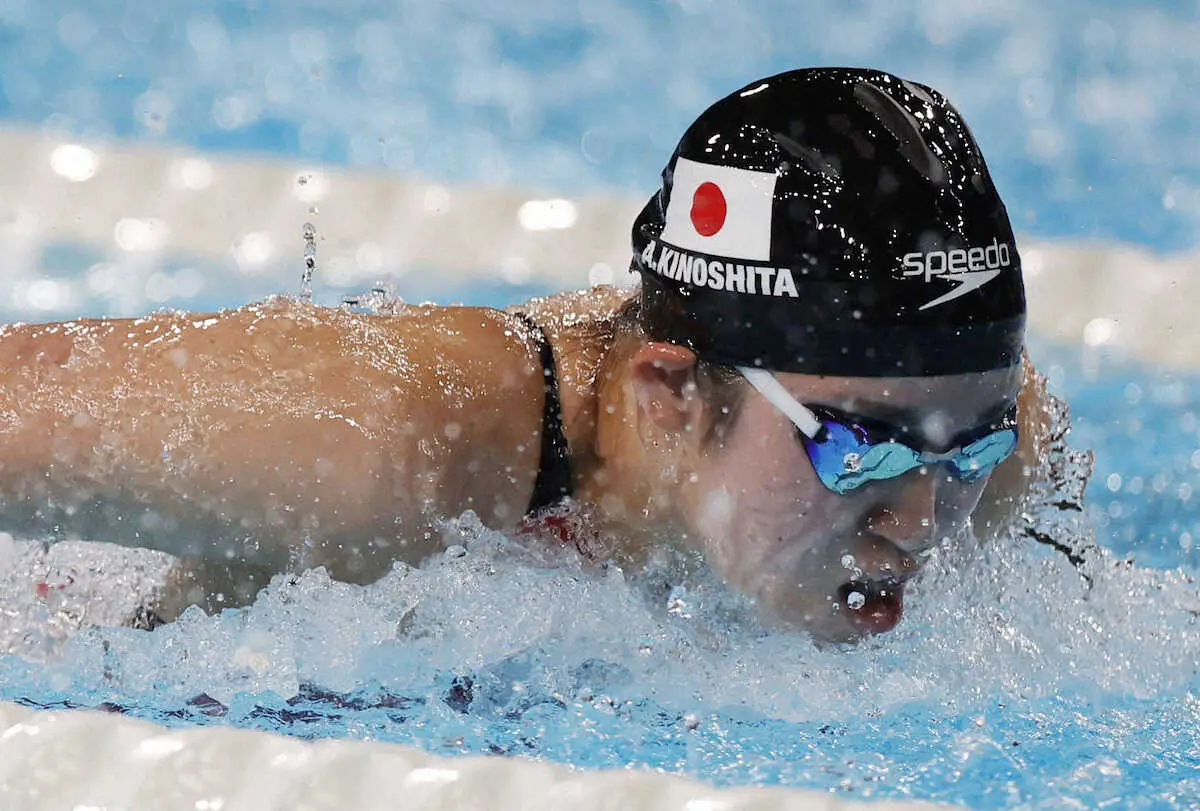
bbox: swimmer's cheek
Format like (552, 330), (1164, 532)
(722, 550), (845, 641)
(974, 355), (1049, 540)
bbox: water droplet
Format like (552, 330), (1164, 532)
(300, 222), (317, 301)
(666, 585), (692, 618)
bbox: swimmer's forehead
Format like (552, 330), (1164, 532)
(771, 367), (1021, 429)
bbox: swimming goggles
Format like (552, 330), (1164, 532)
(738, 367), (1018, 495)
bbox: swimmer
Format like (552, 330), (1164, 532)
(0, 68), (1046, 641)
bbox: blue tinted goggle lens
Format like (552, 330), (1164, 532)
(799, 419), (1018, 495)
(736, 366), (1019, 497)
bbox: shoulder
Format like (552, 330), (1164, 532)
(335, 303), (549, 408)
(509, 285), (633, 338)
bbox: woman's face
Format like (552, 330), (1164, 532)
(678, 367), (1022, 642)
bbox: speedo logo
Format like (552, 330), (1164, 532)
(901, 238), (1014, 310)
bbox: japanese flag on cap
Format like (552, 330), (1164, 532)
(659, 156), (778, 261)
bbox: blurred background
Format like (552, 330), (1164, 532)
(0, 0), (1196, 316)
(0, 0), (1198, 566)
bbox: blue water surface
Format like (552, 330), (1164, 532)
(0, 2), (1198, 809)
(1043, 348), (1200, 571)
(0, 0), (1197, 251)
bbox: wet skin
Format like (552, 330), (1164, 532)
(0, 288), (1043, 635)
(0, 298), (551, 585)
(674, 369), (1023, 643)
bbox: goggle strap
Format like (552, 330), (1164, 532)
(737, 367), (824, 440)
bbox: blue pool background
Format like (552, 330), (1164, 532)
(1, 0), (1197, 252)
(0, 0), (1198, 808)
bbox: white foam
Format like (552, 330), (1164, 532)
(0, 535), (177, 657)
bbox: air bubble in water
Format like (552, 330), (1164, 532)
(846, 591), (866, 610)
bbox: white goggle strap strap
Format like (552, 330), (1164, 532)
(737, 367), (825, 440)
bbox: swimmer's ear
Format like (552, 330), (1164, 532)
(629, 342), (702, 433)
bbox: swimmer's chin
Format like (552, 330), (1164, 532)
(839, 577), (906, 636)
(761, 578), (909, 644)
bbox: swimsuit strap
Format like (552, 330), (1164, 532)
(514, 312), (574, 514)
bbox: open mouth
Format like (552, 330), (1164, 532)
(838, 577), (906, 635)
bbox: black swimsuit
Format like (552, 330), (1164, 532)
(515, 313), (573, 514)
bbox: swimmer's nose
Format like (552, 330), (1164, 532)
(863, 468), (940, 555)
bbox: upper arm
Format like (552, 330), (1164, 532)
(0, 302), (548, 576)
(371, 307), (547, 527)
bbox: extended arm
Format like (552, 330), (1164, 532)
(0, 299), (545, 583)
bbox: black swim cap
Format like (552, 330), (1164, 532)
(632, 67), (1026, 377)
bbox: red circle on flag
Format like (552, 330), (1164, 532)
(690, 182), (727, 237)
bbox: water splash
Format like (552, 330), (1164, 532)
(0, 535), (176, 658)
(1019, 388), (1100, 578)
(300, 221), (317, 301)
(341, 282), (402, 316)
(0, 368), (1198, 807)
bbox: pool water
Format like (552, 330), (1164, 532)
(0, 344), (1197, 810)
(1, 0), (1198, 807)
(1, 0), (1197, 254)
(1050, 352), (1200, 572)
